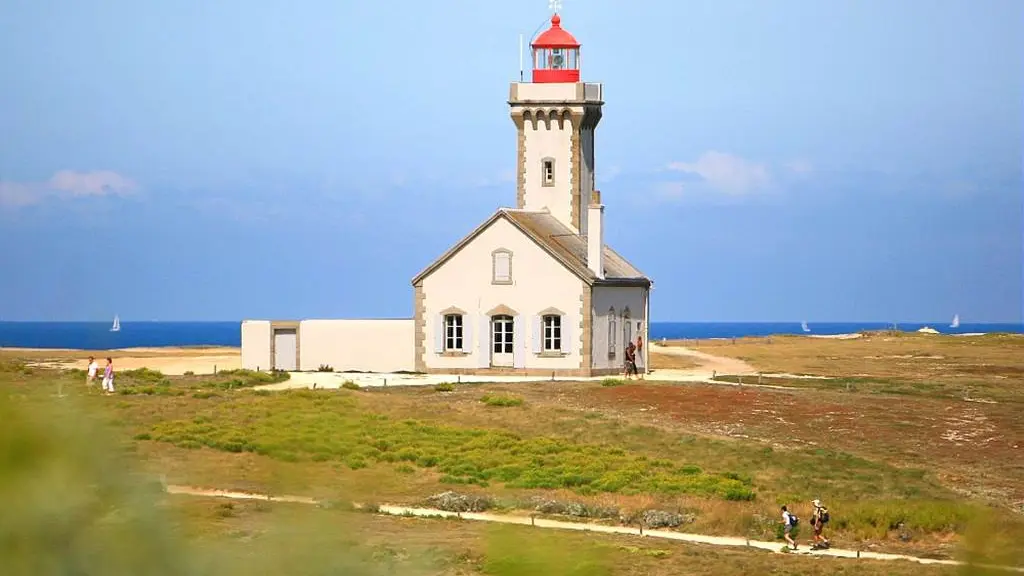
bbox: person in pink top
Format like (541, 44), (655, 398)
(101, 357), (115, 394)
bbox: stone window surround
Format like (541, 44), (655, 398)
(440, 306), (468, 357)
(541, 157), (556, 187)
(537, 306), (568, 358)
(492, 248), (513, 285)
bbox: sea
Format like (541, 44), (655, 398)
(0, 321), (1021, 350)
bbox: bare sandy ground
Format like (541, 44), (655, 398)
(10, 343), (809, 389)
(9, 346), (241, 375)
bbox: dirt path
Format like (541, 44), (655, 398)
(163, 485), (1022, 572)
(649, 343), (758, 379)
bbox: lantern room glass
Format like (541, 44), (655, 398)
(533, 47), (579, 71)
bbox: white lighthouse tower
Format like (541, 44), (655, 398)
(509, 11), (604, 237)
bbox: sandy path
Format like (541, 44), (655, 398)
(19, 347), (241, 376)
(163, 485), (1021, 572)
(649, 343), (757, 379)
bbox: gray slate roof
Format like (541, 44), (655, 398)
(411, 208), (650, 287)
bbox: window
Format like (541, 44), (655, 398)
(542, 315), (561, 352)
(444, 314), (463, 351)
(541, 158), (555, 187)
(623, 309), (632, 348)
(492, 249), (512, 284)
(608, 307), (617, 358)
(550, 48), (564, 70)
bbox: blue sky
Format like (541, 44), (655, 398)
(0, 0), (1020, 323)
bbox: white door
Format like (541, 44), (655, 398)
(273, 329), (297, 371)
(491, 315), (514, 367)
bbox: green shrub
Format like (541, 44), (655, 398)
(202, 369), (291, 390)
(434, 382), (455, 392)
(122, 367), (165, 383)
(341, 381), (361, 391)
(120, 385), (185, 397)
(0, 359), (28, 373)
(148, 394), (754, 499)
(600, 378), (625, 387)
(480, 394), (523, 407)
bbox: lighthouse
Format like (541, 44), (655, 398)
(244, 8), (652, 378)
(509, 12), (604, 237)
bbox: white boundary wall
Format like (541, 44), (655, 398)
(241, 319), (415, 373)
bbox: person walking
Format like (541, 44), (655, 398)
(623, 341), (637, 379)
(781, 505), (798, 550)
(86, 356), (99, 387)
(634, 333), (645, 379)
(810, 499), (830, 549)
(101, 357), (115, 394)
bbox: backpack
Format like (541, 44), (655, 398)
(789, 514), (799, 527)
(819, 509), (830, 524)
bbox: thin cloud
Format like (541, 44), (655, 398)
(667, 151), (771, 195)
(0, 170), (139, 207)
(785, 159), (814, 175)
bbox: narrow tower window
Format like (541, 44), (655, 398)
(542, 158), (555, 187)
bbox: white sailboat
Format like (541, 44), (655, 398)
(950, 314), (960, 329)
(801, 320), (810, 333)
(110, 315), (121, 332)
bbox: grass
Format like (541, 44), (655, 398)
(673, 332), (1024, 402)
(126, 383), (1022, 550)
(479, 394), (524, 407)
(170, 496), (967, 576)
(146, 390), (754, 499)
(4, 343), (1024, 571)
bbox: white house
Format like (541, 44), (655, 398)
(241, 12), (652, 376)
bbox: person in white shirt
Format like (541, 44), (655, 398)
(86, 357), (99, 387)
(781, 505), (797, 550)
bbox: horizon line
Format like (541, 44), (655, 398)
(0, 319), (1021, 325)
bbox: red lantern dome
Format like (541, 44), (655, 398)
(531, 14), (581, 83)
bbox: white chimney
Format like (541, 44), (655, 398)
(587, 190), (605, 279)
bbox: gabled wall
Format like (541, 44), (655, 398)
(416, 216), (587, 375)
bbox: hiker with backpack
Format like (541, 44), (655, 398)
(810, 499), (830, 549)
(781, 505), (798, 550)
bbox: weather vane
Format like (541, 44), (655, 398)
(548, 0), (562, 13)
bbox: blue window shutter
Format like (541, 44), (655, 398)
(434, 314), (445, 353)
(560, 314), (573, 355)
(513, 317), (526, 368)
(461, 314), (473, 352)
(531, 315), (543, 354)
(477, 315), (491, 367)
